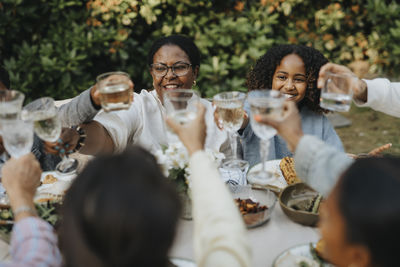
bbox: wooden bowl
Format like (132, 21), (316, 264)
(279, 183), (321, 227)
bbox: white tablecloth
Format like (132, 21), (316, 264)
(170, 204), (320, 267)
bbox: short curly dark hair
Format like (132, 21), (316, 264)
(246, 44), (329, 113)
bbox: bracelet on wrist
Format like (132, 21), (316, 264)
(13, 205), (37, 217)
(72, 125), (87, 152)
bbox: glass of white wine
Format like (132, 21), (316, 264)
(22, 97), (77, 174)
(163, 89), (200, 143)
(213, 91), (248, 169)
(96, 71), (132, 112)
(247, 90), (285, 185)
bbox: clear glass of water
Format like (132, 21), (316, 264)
(0, 90), (25, 133)
(2, 119), (34, 158)
(213, 91), (248, 169)
(247, 90), (285, 185)
(163, 89), (200, 143)
(22, 97), (77, 174)
(320, 71), (357, 112)
(96, 71), (132, 112)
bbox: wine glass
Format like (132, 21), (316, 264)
(96, 71), (132, 112)
(22, 97), (78, 174)
(0, 90), (25, 203)
(0, 90), (25, 133)
(320, 71), (357, 112)
(1, 119), (34, 158)
(163, 89), (200, 143)
(247, 90), (285, 185)
(213, 91), (248, 169)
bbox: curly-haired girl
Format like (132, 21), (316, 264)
(241, 44), (343, 166)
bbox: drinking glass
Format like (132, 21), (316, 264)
(247, 90), (285, 185)
(0, 90), (25, 133)
(2, 119), (34, 158)
(213, 91), (248, 169)
(163, 89), (200, 143)
(22, 97), (77, 174)
(96, 71), (132, 112)
(320, 71), (357, 112)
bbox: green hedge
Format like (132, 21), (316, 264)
(1, 0), (399, 100)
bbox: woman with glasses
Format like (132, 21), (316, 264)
(74, 35), (225, 155)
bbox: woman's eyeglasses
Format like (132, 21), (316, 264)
(150, 62), (192, 77)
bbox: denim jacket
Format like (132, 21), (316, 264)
(240, 104), (344, 167)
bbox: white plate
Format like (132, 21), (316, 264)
(35, 171), (77, 202)
(272, 243), (334, 267)
(248, 160), (287, 190)
(170, 257), (196, 267)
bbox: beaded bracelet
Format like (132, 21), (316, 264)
(13, 205), (37, 217)
(72, 125), (87, 152)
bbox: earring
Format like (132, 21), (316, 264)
(193, 80), (197, 86)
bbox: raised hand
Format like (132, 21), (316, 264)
(317, 63), (368, 103)
(44, 127), (80, 156)
(2, 153), (41, 220)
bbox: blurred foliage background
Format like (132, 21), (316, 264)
(1, 0), (400, 100)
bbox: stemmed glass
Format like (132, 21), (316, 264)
(22, 97), (78, 174)
(0, 90), (28, 203)
(163, 89), (200, 143)
(0, 90), (25, 133)
(213, 91), (248, 169)
(2, 120), (34, 159)
(247, 90), (285, 185)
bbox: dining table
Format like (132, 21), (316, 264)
(170, 201), (320, 267)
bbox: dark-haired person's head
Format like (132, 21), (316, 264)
(247, 44), (329, 113)
(320, 157), (400, 267)
(0, 66), (10, 90)
(147, 35), (200, 101)
(59, 146), (181, 267)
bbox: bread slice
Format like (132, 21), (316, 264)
(279, 157), (301, 185)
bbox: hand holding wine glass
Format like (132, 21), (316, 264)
(22, 97), (77, 174)
(163, 89), (200, 143)
(44, 128), (80, 156)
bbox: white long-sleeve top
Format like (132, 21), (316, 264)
(189, 151), (251, 267)
(356, 78), (400, 117)
(94, 90), (226, 153)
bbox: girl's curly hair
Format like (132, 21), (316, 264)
(246, 44), (329, 113)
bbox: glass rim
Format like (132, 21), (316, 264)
(324, 71), (357, 79)
(0, 90), (25, 101)
(213, 91), (247, 102)
(163, 89), (200, 101)
(247, 89), (284, 98)
(96, 71), (130, 82)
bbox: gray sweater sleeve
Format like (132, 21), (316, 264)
(58, 88), (99, 127)
(294, 135), (353, 196)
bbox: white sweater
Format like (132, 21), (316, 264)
(189, 151), (251, 267)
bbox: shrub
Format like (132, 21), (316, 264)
(0, 0), (399, 100)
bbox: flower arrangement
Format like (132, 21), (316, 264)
(154, 142), (225, 194)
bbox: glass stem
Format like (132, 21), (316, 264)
(229, 131), (238, 160)
(260, 139), (270, 173)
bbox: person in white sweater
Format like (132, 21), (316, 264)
(167, 104), (251, 267)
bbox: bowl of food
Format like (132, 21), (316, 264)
(229, 184), (277, 228)
(279, 183), (322, 227)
